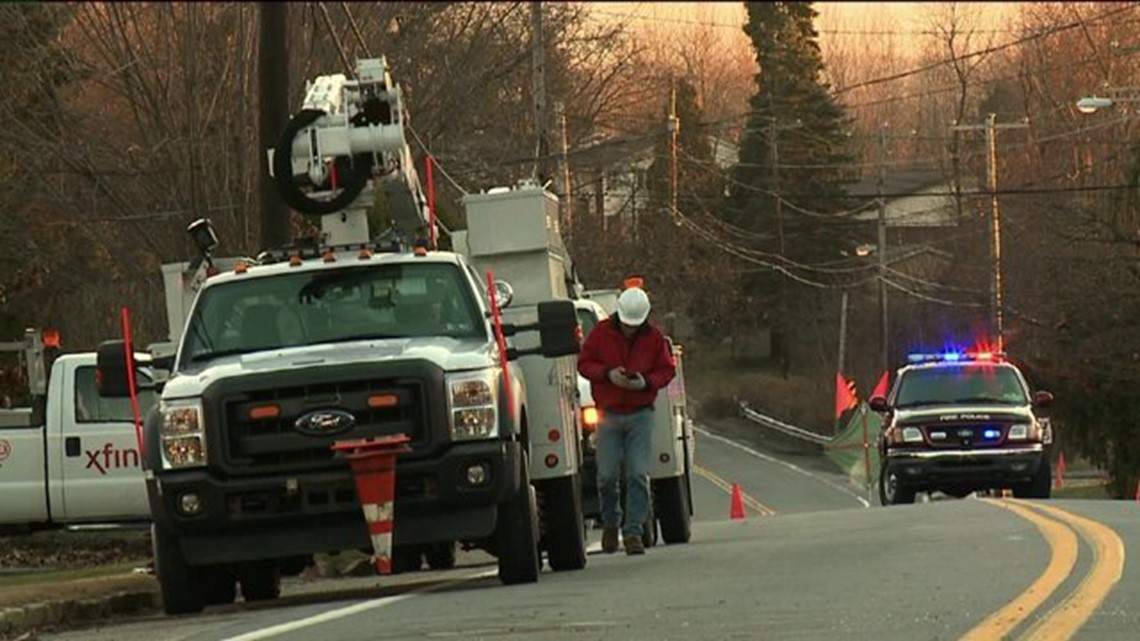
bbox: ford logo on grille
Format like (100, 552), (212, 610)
(295, 409), (356, 437)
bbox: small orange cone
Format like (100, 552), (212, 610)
(730, 483), (747, 520)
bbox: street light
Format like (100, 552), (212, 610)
(1076, 96), (1116, 114)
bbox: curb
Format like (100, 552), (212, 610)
(0, 587), (159, 640)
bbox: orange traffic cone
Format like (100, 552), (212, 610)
(730, 483), (747, 520)
(331, 434), (412, 574)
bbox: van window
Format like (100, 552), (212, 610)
(74, 366), (156, 423)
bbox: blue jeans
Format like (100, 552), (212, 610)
(595, 407), (654, 538)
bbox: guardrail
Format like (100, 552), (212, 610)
(738, 401), (831, 446)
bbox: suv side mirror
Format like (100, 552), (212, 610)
(869, 396), (890, 412)
(95, 340), (137, 398)
(1033, 390), (1054, 407)
(536, 300), (580, 357)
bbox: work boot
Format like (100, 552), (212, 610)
(601, 526), (619, 554)
(624, 535), (645, 556)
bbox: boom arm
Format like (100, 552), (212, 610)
(270, 57), (431, 245)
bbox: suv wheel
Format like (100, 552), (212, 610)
(879, 466), (916, 505)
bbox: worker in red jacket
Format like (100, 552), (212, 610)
(577, 286), (676, 555)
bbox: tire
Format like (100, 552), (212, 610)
(201, 565), (237, 606)
(152, 524), (205, 615)
(391, 546), (424, 574)
(424, 542), (457, 570)
(537, 474), (587, 572)
(1014, 458), (1052, 499)
(879, 465), (916, 505)
(238, 561), (281, 602)
(497, 453), (540, 585)
(654, 475), (692, 544)
(641, 487), (658, 548)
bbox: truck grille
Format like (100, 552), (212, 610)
(222, 378), (428, 473)
(922, 423), (1008, 449)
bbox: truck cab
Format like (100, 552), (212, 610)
(0, 330), (154, 532)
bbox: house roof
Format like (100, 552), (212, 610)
(846, 169), (947, 198)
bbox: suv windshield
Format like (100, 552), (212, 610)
(180, 263), (485, 368)
(894, 364), (1029, 408)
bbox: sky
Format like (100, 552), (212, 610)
(587, 2), (1024, 56)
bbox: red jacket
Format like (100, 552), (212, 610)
(577, 316), (676, 414)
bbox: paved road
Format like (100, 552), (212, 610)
(42, 423), (1139, 641)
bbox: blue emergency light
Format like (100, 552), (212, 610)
(906, 350), (1006, 364)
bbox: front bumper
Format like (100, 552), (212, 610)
(150, 439), (521, 565)
(884, 445), (1046, 491)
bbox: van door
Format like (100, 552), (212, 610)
(57, 362), (155, 522)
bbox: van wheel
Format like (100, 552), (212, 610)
(537, 474), (587, 571)
(496, 453), (540, 585)
(152, 524), (205, 615)
(238, 561), (281, 602)
(425, 542), (457, 570)
(654, 476), (692, 544)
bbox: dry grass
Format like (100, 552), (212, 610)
(683, 342), (832, 432)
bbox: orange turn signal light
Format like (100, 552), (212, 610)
(288, 255), (303, 267)
(249, 404), (280, 420)
(368, 394), (399, 408)
(234, 262), (249, 274)
(41, 329), (61, 349)
(581, 406), (600, 430)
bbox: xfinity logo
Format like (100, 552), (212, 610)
(294, 409), (356, 437)
(940, 414), (991, 421)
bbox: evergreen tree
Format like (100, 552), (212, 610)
(725, 1), (857, 371)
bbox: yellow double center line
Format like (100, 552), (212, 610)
(693, 464), (776, 516)
(960, 499), (1125, 641)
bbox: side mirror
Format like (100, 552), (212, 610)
(1033, 390), (1054, 407)
(869, 396), (890, 412)
(492, 280), (514, 309)
(95, 340), (137, 398)
(536, 300), (581, 357)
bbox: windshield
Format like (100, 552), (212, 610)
(894, 364), (1029, 407)
(179, 262), (485, 367)
(576, 307), (600, 339)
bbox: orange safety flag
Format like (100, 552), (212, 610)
(835, 371), (858, 419)
(871, 370), (889, 399)
(1054, 451), (1066, 489)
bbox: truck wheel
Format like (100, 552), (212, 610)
(537, 474), (587, 572)
(152, 524), (205, 615)
(1014, 458), (1052, 499)
(496, 454), (540, 585)
(425, 541), (457, 570)
(641, 487), (658, 549)
(238, 561), (281, 602)
(391, 545), (424, 574)
(653, 476), (692, 544)
(879, 466), (916, 505)
(201, 565), (237, 606)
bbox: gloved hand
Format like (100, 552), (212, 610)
(607, 367), (630, 388)
(626, 372), (647, 391)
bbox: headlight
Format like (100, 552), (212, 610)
(1008, 423), (1030, 440)
(446, 370), (498, 440)
(902, 427), (924, 443)
(581, 406), (600, 431)
(159, 399), (207, 469)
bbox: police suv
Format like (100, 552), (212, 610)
(871, 350), (1055, 504)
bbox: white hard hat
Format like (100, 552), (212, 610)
(617, 287), (651, 326)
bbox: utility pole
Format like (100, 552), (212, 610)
(556, 101), (572, 247)
(949, 115), (1028, 351)
(530, 1), (550, 187)
(259, 2), (290, 250)
(876, 123), (888, 374)
(668, 81), (679, 222)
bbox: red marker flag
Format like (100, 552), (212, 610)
(871, 370), (890, 399)
(835, 371), (858, 419)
